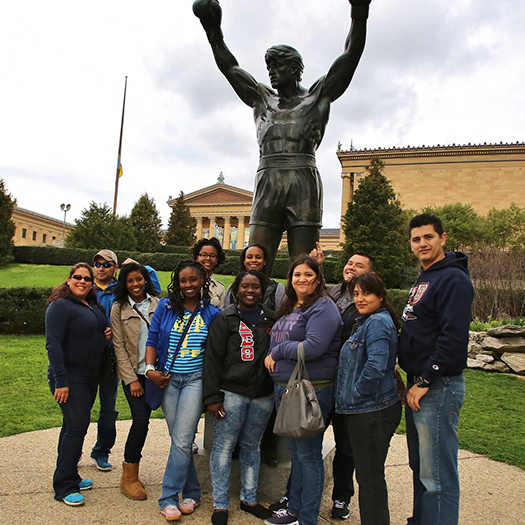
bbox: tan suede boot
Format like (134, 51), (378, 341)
(121, 462), (147, 500)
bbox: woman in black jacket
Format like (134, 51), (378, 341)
(203, 270), (276, 525)
(45, 262), (110, 506)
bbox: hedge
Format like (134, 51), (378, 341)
(0, 287), (52, 334)
(13, 246), (341, 281)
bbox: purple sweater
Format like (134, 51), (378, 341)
(269, 296), (342, 384)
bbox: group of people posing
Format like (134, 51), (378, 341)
(45, 213), (474, 525)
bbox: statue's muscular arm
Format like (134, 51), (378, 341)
(321, 0), (370, 103)
(194, 0), (262, 109)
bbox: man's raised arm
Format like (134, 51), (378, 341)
(323, 0), (371, 103)
(193, 0), (261, 108)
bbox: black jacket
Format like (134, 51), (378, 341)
(203, 304), (277, 406)
(398, 252), (474, 382)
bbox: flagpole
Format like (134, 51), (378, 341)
(113, 76), (127, 218)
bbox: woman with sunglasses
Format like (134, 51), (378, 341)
(45, 263), (111, 506)
(335, 273), (402, 525)
(145, 260), (221, 521)
(191, 237), (226, 308)
(224, 244), (285, 311)
(204, 270), (277, 525)
(111, 262), (160, 500)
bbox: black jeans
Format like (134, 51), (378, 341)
(91, 374), (119, 459)
(49, 370), (98, 500)
(330, 412), (356, 504)
(122, 375), (151, 463)
(340, 401), (402, 525)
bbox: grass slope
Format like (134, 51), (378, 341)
(0, 263), (236, 292)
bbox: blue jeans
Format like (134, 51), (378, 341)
(91, 375), (119, 459)
(159, 372), (203, 510)
(405, 375), (466, 525)
(48, 370), (98, 499)
(210, 390), (274, 509)
(275, 383), (334, 525)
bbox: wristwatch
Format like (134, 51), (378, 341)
(145, 364), (156, 377)
(416, 376), (431, 388)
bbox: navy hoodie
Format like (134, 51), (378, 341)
(398, 252), (474, 383)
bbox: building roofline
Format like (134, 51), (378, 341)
(13, 205), (74, 227)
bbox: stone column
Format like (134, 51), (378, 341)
(237, 216), (245, 249)
(209, 217), (216, 238)
(340, 172), (353, 244)
(196, 217), (203, 240)
(223, 217), (231, 250)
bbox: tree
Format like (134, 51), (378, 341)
(0, 179), (16, 267)
(66, 201), (137, 251)
(129, 193), (163, 252)
(165, 191), (196, 246)
(485, 203), (525, 251)
(422, 203), (488, 250)
(341, 158), (409, 288)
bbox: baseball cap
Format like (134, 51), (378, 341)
(93, 250), (118, 265)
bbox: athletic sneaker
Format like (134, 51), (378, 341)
(79, 479), (93, 491)
(179, 498), (200, 514)
(264, 510), (299, 525)
(91, 455), (113, 471)
(331, 500), (350, 519)
(269, 495), (289, 514)
(62, 492), (85, 506)
(160, 505), (181, 521)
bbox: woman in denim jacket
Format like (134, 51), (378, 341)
(335, 273), (402, 525)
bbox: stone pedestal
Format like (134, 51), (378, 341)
(195, 414), (336, 502)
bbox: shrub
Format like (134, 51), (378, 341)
(0, 287), (51, 334)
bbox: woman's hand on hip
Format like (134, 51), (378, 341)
(264, 354), (276, 372)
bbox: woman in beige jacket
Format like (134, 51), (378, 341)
(111, 263), (159, 500)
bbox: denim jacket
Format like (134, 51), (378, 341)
(335, 308), (400, 414)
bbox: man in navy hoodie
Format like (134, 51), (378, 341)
(398, 214), (474, 525)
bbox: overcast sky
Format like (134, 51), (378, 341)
(2, 0), (524, 229)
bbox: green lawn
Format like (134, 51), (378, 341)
(0, 263), (236, 292)
(1, 335), (523, 469)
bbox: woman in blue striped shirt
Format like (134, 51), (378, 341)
(145, 260), (220, 522)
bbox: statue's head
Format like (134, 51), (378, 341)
(265, 45), (304, 83)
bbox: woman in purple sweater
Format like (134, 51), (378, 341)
(264, 255), (342, 525)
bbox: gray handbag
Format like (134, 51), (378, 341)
(273, 342), (325, 439)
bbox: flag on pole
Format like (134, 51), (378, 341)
(117, 154), (123, 178)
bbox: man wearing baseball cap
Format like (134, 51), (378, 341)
(89, 249), (161, 471)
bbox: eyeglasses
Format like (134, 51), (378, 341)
(198, 253), (217, 260)
(71, 274), (93, 282)
(94, 261), (115, 268)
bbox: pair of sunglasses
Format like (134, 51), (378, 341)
(94, 261), (114, 268)
(71, 274), (93, 282)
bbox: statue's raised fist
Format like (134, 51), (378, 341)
(193, 0), (222, 32)
(349, 0), (371, 6)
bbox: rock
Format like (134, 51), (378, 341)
(467, 358), (486, 370)
(469, 331), (487, 344)
(475, 353), (495, 364)
(482, 361), (512, 373)
(481, 336), (525, 354)
(501, 353), (525, 374)
(468, 341), (483, 357)
(487, 325), (525, 338)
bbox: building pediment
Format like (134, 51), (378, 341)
(182, 183), (253, 206)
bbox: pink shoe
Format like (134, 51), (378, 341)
(180, 498), (200, 515)
(160, 505), (181, 521)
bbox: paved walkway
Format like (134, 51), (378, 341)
(0, 419), (523, 525)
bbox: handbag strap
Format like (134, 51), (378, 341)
(163, 309), (200, 373)
(132, 303), (151, 329)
